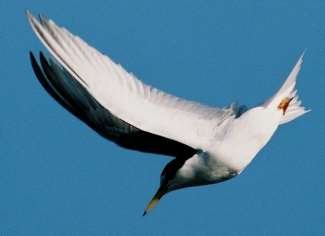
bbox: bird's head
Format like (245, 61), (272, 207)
(142, 158), (187, 216)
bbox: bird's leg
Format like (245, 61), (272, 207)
(278, 97), (294, 115)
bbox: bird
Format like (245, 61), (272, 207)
(26, 11), (309, 216)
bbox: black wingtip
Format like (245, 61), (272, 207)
(39, 51), (46, 62)
(29, 51), (36, 63)
(29, 51), (44, 82)
(142, 211), (147, 216)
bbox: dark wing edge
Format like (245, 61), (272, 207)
(30, 52), (197, 159)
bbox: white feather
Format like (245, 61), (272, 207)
(27, 12), (238, 150)
(263, 53), (310, 125)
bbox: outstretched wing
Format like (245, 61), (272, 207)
(27, 12), (243, 151)
(30, 52), (197, 158)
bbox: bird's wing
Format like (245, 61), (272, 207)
(27, 12), (243, 150)
(30, 52), (197, 158)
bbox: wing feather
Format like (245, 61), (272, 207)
(27, 12), (241, 149)
(30, 52), (197, 158)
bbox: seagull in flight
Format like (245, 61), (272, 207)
(27, 11), (309, 215)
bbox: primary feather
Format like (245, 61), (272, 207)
(27, 12), (244, 151)
(30, 51), (197, 158)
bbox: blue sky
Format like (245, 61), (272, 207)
(1, 0), (324, 235)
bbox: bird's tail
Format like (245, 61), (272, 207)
(264, 53), (310, 124)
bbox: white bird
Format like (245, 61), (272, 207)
(27, 11), (309, 215)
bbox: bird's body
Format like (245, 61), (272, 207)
(27, 11), (309, 215)
(169, 106), (281, 191)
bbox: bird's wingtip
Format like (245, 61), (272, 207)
(25, 9), (31, 16)
(299, 49), (307, 64)
(26, 10), (37, 26)
(25, 9), (35, 21)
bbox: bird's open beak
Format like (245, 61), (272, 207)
(278, 97), (294, 115)
(143, 187), (167, 216)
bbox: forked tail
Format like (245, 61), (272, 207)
(264, 53), (310, 124)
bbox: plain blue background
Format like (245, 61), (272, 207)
(1, 0), (324, 235)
